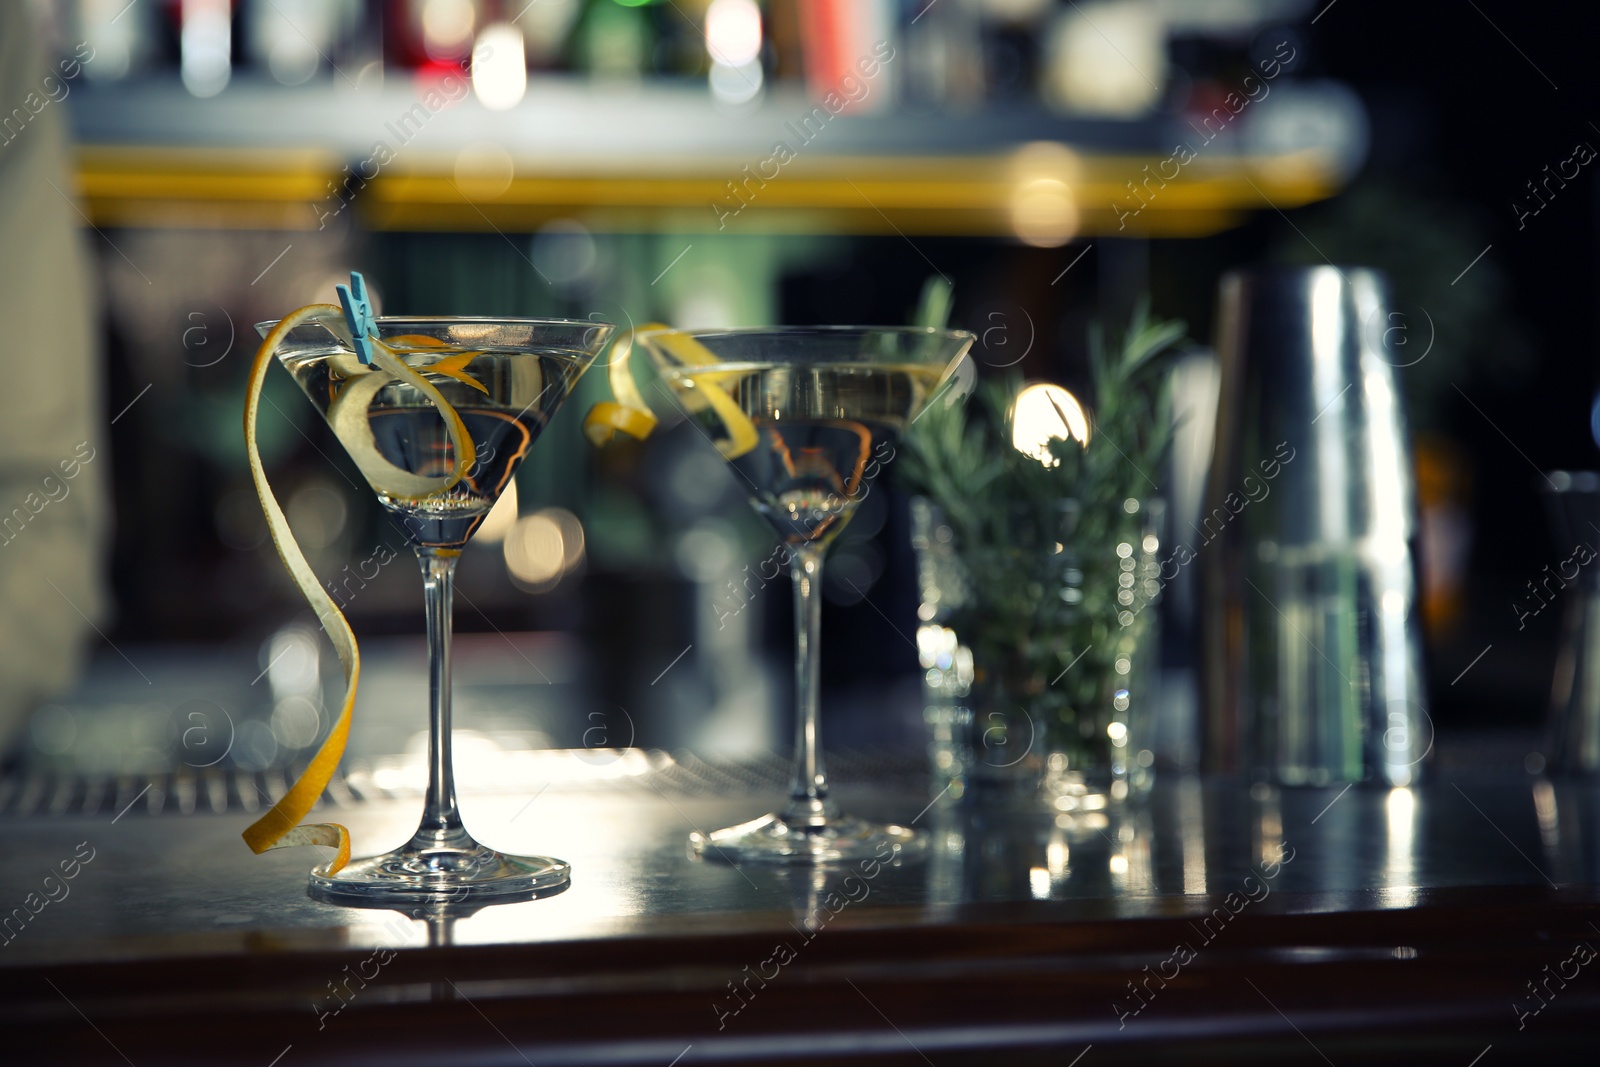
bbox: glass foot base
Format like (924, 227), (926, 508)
(309, 840), (570, 906)
(690, 811), (923, 865)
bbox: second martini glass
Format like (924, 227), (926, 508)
(262, 316), (613, 903)
(638, 326), (974, 864)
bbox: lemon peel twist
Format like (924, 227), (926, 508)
(582, 324), (660, 448)
(582, 324), (758, 459)
(241, 306), (479, 874)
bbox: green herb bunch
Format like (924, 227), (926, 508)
(899, 287), (1187, 761)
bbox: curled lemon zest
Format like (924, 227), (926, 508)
(582, 324), (758, 459)
(384, 334), (490, 396)
(582, 325), (659, 446)
(583, 400), (658, 448)
(426, 350), (491, 395)
(242, 307), (477, 875)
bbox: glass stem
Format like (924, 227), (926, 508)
(412, 547), (469, 849)
(785, 543), (836, 825)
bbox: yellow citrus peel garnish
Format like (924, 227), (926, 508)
(582, 324), (758, 459)
(582, 324), (660, 448)
(385, 335), (490, 396)
(242, 306), (479, 874)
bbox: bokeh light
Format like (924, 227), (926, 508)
(1011, 383), (1091, 467)
(473, 22), (529, 110)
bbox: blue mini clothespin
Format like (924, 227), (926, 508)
(336, 271), (378, 365)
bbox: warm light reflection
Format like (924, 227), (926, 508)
(1532, 778), (1559, 850)
(476, 481), (519, 543)
(1011, 383), (1090, 466)
(1008, 143), (1080, 247)
(705, 0), (763, 67)
(454, 142), (516, 200)
(1011, 179), (1078, 247)
(705, 0), (764, 107)
(916, 624), (973, 695)
(422, 0), (476, 59)
(367, 738), (658, 794)
(505, 512), (563, 588)
(504, 508), (585, 592)
(1119, 815), (1151, 891)
(472, 23), (528, 110)
(1383, 787), (1418, 906)
(444, 795), (645, 942)
(1254, 785), (1284, 872)
(1048, 2), (1164, 116)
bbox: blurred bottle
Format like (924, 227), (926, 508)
(402, 0), (482, 67)
(1413, 434), (1472, 640)
(515, 0), (583, 70)
(1541, 471), (1600, 775)
(571, 0), (654, 81)
(70, 0), (156, 83)
(1041, 0), (1166, 117)
(796, 0), (897, 113)
(903, 0), (983, 111)
(246, 0), (362, 87)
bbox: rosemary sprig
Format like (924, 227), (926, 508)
(900, 295), (1188, 757)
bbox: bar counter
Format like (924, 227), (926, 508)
(3, 747), (1597, 1065)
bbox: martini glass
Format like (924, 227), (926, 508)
(259, 316), (614, 903)
(638, 326), (974, 863)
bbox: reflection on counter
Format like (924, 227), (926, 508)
(1, 759), (1590, 971)
(1533, 776), (1600, 888)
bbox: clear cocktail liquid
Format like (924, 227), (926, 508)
(284, 347), (586, 546)
(670, 362), (942, 546)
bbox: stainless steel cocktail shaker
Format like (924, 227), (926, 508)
(1542, 471), (1600, 773)
(1200, 266), (1430, 786)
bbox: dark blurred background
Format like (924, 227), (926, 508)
(6, 0), (1591, 774)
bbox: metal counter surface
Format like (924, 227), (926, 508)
(0, 773), (1588, 958)
(3, 766), (1597, 1064)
